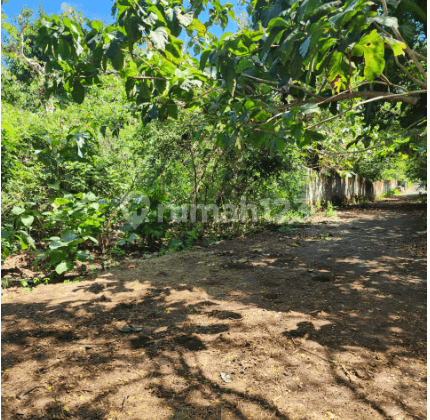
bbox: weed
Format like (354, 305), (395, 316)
(63, 277), (86, 284)
(1, 278), (12, 288)
(277, 224), (293, 234)
(325, 201), (337, 217)
(108, 247), (126, 258)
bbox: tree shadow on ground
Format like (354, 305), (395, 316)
(1, 195), (426, 419)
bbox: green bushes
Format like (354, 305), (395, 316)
(30, 192), (107, 277)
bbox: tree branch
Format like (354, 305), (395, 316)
(380, 0), (427, 81)
(308, 90), (426, 130)
(240, 74), (278, 86)
(16, 23), (45, 76)
(316, 90), (421, 106)
(393, 55), (427, 89)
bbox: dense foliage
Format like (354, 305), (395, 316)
(1, 0), (426, 279)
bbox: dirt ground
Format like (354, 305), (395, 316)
(1, 190), (427, 420)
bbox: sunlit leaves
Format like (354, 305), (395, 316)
(351, 29), (385, 82)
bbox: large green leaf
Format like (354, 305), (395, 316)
(54, 197), (71, 206)
(149, 27), (168, 50)
(225, 65), (236, 96)
(261, 25), (287, 58)
(15, 231), (36, 250)
(199, 49), (211, 70)
(142, 12), (158, 26)
(123, 61), (138, 78)
(367, 16), (399, 29)
(11, 206), (25, 215)
(177, 12), (193, 27)
(327, 52), (350, 92)
(72, 80), (85, 104)
(20, 215), (34, 228)
(351, 30), (385, 82)
(55, 260), (74, 275)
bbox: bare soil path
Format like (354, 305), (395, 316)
(2, 191), (426, 420)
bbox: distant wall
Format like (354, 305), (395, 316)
(305, 168), (398, 205)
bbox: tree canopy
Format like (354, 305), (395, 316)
(9, 0), (425, 151)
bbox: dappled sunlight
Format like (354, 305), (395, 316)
(2, 195), (426, 419)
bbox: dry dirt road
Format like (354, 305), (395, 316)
(2, 191), (427, 420)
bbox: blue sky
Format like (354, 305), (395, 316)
(2, 1), (240, 40)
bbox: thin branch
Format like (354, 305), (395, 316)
(394, 55), (427, 89)
(413, 51), (427, 63)
(240, 74), (278, 86)
(16, 23), (45, 76)
(317, 116), (427, 156)
(380, 0), (427, 81)
(373, 79), (407, 92)
(316, 90), (421, 106)
(240, 73), (325, 101)
(308, 90), (427, 130)
(403, 116), (427, 132)
(132, 75), (169, 81)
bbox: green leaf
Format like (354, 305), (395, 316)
(49, 241), (66, 250)
(276, 138), (286, 151)
(299, 36), (311, 58)
(90, 20), (103, 32)
(105, 41), (119, 59)
(57, 39), (69, 60)
(327, 51), (350, 92)
(290, 124), (303, 143)
(54, 198), (71, 206)
(112, 50), (125, 71)
(190, 18), (206, 37)
(261, 25), (287, 58)
(304, 130), (325, 143)
(237, 59), (254, 73)
(328, 0), (359, 29)
(20, 215), (34, 228)
(143, 12), (158, 26)
(367, 16), (398, 29)
(200, 49), (211, 70)
(149, 27), (168, 50)
(61, 233), (80, 243)
(76, 250), (92, 261)
(15, 235), (28, 251)
(351, 30), (385, 82)
(47, 180), (60, 190)
(177, 12), (193, 27)
(225, 66), (236, 96)
(167, 100), (178, 119)
(15, 231), (36, 250)
(381, 36), (406, 56)
(299, 103), (321, 115)
(242, 28), (264, 42)
(86, 236), (99, 244)
(123, 61), (138, 78)
(72, 80), (85, 104)
(11, 206), (25, 215)
(147, 5), (166, 24)
(55, 260), (74, 275)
